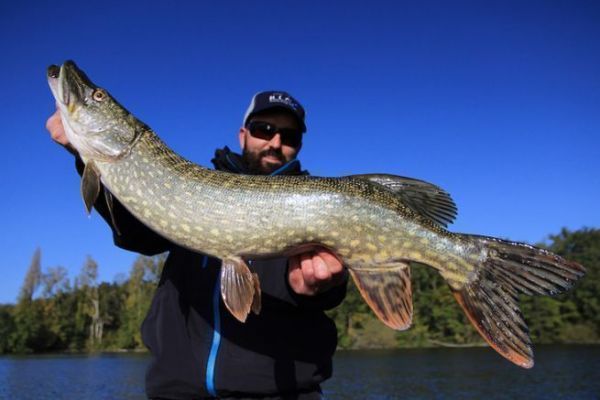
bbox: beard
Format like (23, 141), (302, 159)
(242, 148), (286, 175)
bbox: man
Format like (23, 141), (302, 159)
(46, 90), (348, 399)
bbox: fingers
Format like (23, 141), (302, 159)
(315, 249), (344, 275)
(300, 252), (319, 288)
(288, 247), (346, 296)
(46, 109), (78, 155)
(288, 255), (306, 293)
(46, 109), (66, 144)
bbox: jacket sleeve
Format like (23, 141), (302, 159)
(75, 156), (171, 256)
(250, 257), (348, 311)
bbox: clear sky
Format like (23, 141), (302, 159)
(0, 1), (598, 303)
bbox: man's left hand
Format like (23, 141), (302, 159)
(288, 248), (346, 296)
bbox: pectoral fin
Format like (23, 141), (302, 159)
(220, 257), (258, 322)
(251, 272), (261, 315)
(104, 190), (121, 236)
(349, 263), (413, 330)
(81, 161), (101, 215)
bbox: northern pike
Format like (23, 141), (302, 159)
(47, 60), (585, 368)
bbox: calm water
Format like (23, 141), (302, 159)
(0, 346), (598, 399)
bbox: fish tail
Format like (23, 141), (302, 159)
(451, 234), (585, 368)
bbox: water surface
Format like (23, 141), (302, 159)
(323, 345), (599, 399)
(0, 345), (597, 399)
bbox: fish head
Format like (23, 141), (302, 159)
(47, 60), (140, 161)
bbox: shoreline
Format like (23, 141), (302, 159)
(2, 342), (599, 357)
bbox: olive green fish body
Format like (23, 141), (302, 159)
(96, 130), (482, 286)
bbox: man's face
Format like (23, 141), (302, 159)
(239, 111), (303, 174)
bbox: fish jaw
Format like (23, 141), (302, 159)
(47, 60), (140, 162)
(48, 61), (83, 116)
(47, 65), (61, 103)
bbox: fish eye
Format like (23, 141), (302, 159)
(92, 89), (107, 102)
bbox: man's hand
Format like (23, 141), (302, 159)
(46, 108), (77, 154)
(288, 248), (346, 296)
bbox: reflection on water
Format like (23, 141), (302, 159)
(0, 346), (598, 399)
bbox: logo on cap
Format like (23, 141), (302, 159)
(269, 94), (299, 110)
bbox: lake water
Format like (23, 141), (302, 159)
(0, 345), (598, 399)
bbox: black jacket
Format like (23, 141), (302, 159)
(78, 147), (347, 399)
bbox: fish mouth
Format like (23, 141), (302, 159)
(47, 64), (60, 79)
(47, 64), (68, 106)
(47, 60), (96, 112)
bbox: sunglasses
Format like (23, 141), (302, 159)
(246, 121), (303, 147)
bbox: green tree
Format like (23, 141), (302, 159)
(118, 254), (165, 349)
(96, 282), (127, 348)
(0, 304), (15, 354)
(327, 281), (371, 348)
(39, 266), (73, 351)
(10, 248), (47, 353)
(524, 228), (600, 343)
(18, 248), (41, 302)
(47, 290), (79, 351)
(41, 266), (70, 298)
(74, 256), (103, 350)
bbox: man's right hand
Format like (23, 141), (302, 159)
(46, 108), (77, 155)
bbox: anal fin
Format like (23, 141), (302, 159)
(220, 257), (259, 323)
(349, 263), (413, 330)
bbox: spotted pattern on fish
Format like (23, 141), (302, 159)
(94, 130), (484, 287)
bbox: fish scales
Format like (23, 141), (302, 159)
(98, 129), (476, 280)
(47, 60), (585, 369)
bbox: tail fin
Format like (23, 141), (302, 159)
(452, 235), (585, 368)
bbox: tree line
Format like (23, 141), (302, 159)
(0, 252), (164, 353)
(0, 228), (598, 354)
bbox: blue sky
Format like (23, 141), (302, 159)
(0, 1), (598, 303)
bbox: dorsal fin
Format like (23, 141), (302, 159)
(351, 173), (458, 227)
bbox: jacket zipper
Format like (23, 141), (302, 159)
(203, 256), (221, 397)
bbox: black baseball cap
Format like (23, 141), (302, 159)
(243, 91), (306, 133)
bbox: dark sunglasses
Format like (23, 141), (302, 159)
(246, 121), (302, 147)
